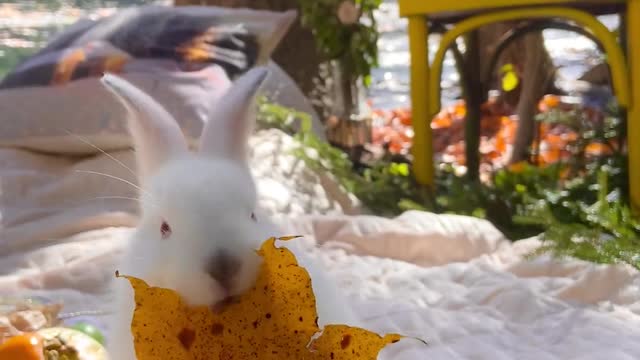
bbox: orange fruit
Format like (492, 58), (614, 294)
(0, 333), (44, 360)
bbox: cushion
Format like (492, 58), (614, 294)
(0, 60), (231, 154)
(0, 5), (297, 88)
(0, 5), (301, 154)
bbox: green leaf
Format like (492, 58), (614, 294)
(363, 74), (372, 87)
(389, 163), (410, 177)
(500, 63), (515, 73)
(471, 208), (487, 219)
(502, 70), (519, 92)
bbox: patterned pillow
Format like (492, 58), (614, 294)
(0, 5), (297, 88)
(0, 6), (297, 154)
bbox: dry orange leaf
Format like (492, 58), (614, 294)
(119, 236), (403, 360)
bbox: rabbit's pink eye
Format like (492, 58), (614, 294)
(251, 212), (257, 222)
(161, 220), (172, 238)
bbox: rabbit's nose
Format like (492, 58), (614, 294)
(207, 250), (241, 291)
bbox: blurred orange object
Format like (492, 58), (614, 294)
(370, 95), (611, 179)
(394, 108), (413, 126)
(559, 166), (571, 180)
(539, 146), (563, 164)
(453, 101), (467, 119)
(585, 142), (613, 156)
(431, 114), (453, 129)
(507, 161), (528, 173)
(0, 333), (44, 360)
(562, 131), (579, 142)
(389, 141), (404, 153)
(542, 94), (560, 108)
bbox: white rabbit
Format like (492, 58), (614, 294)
(101, 67), (360, 360)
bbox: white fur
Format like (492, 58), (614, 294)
(101, 67), (359, 360)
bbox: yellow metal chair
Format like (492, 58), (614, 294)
(398, 0), (640, 212)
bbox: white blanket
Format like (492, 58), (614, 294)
(1, 129), (639, 359)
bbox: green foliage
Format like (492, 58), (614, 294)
(525, 168), (640, 270)
(257, 99), (640, 271)
(0, 46), (38, 80)
(434, 163), (557, 239)
(256, 97), (313, 134)
(534, 102), (626, 179)
(297, 0), (381, 87)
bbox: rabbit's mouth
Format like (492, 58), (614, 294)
(210, 295), (241, 314)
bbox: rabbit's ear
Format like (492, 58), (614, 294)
(101, 73), (188, 183)
(199, 67), (269, 162)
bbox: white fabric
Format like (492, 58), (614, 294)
(1, 130), (639, 359)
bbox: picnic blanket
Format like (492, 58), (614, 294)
(1, 129), (638, 359)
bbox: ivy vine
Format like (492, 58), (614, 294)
(297, 0), (382, 87)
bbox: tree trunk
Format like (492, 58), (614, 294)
(460, 31), (485, 181)
(474, 22), (556, 164)
(510, 32), (555, 164)
(174, 0), (326, 117)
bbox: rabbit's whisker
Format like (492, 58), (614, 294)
(64, 130), (138, 178)
(74, 170), (154, 200)
(66, 131), (157, 205)
(87, 195), (145, 204)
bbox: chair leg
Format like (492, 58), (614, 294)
(628, 0), (640, 213)
(407, 16), (433, 188)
